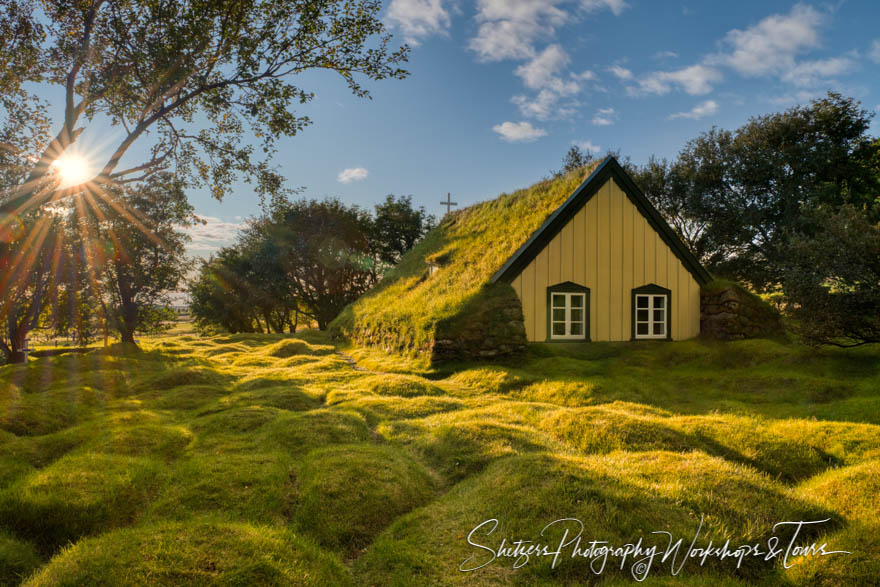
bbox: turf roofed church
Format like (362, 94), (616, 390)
(494, 157), (711, 343)
(331, 157), (712, 362)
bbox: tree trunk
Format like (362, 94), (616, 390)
(119, 299), (139, 345)
(288, 309), (298, 334)
(8, 329), (28, 363)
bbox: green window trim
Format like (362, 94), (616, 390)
(546, 282), (591, 342)
(631, 284), (672, 341)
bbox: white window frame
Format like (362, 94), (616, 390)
(550, 292), (587, 340)
(634, 294), (667, 339)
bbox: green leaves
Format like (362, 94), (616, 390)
(783, 205), (880, 347)
(1, 0), (409, 203)
(637, 92), (879, 291)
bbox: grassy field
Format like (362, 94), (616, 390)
(0, 328), (878, 585)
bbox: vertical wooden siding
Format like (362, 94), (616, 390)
(510, 178), (701, 341)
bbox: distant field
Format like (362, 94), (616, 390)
(1, 329), (878, 585)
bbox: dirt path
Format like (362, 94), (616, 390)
(334, 350), (369, 372)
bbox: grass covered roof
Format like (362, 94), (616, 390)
(330, 164), (600, 357)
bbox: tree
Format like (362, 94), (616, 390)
(1, 0), (409, 356)
(660, 93), (879, 290)
(189, 194), (435, 333)
(0, 84), (56, 362)
(559, 145), (594, 175)
(52, 222), (102, 345)
(235, 216), (301, 333)
(190, 252), (261, 335)
(0, 214), (68, 362)
(631, 156), (711, 262)
(276, 198), (376, 329)
(92, 173), (197, 344)
(0, 0), (409, 218)
(782, 205), (880, 347)
(371, 195), (435, 266)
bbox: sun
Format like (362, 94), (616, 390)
(52, 153), (94, 188)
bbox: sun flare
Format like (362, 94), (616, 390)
(52, 153), (94, 188)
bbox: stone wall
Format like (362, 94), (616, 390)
(337, 283), (528, 363)
(700, 284), (783, 340)
(430, 284), (528, 362)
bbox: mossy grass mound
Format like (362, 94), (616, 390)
(0, 386), (103, 436)
(25, 520), (351, 586)
(0, 531), (41, 585)
(541, 404), (880, 482)
(145, 452), (293, 524)
(217, 386), (321, 412)
(264, 338), (334, 358)
(0, 425), (96, 469)
(781, 521), (880, 586)
(356, 452), (833, 585)
(141, 384), (230, 411)
(795, 460), (880, 521)
(294, 444), (436, 551)
(259, 409), (372, 456)
(131, 367), (228, 394)
(192, 405), (283, 435)
(329, 395), (465, 426)
(0, 456), (34, 490)
(540, 402), (693, 454)
(378, 403), (559, 481)
(347, 373), (445, 397)
(0, 453), (165, 552)
(85, 424), (193, 460)
(444, 366), (539, 395)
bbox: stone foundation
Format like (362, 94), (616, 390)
(700, 284), (782, 340)
(431, 284), (528, 362)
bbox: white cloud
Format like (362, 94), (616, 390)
(781, 56), (855, 86)
(571, 70), (596, 81)
(469, 0), (568, 61)
(386, 0), (450, 44)
(608, 64), (633, 80)
(581, 0), (627, 16)
(469, 0), (624, 62)
(869, 39), (880, 64)
(716, 4), (823, 77)
(183, 216), (246, 257)
(470, 0), (624, 122)
(515, 44), (570, 89)
(669, 99), (719, 120)
(511, 90), (560, 120)
(337, 167), (369, 183)
(492, 121), (547, 142)
(591, 107), (616, 126)
(512, 45), (584, 120)
(632, 64), (721, 95)
(653, 50), (679, 60)
(574, 139), (601, 153)
(511, 46), (581, 120)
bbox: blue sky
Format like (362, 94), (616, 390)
(50, 1), (880, 256)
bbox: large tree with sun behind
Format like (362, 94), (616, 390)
(0, 0), (409, 211)
(0, 0), (409, 361)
